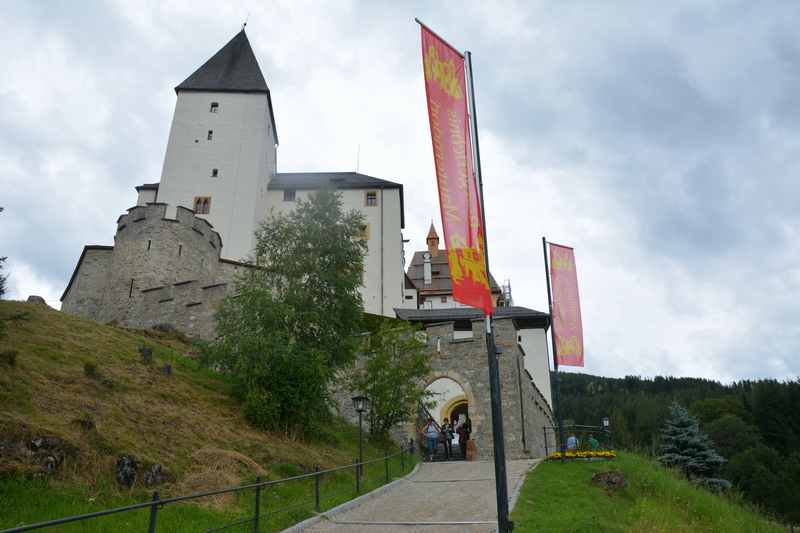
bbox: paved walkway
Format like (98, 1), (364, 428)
(302, 459), (537, 532)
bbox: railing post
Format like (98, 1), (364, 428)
(384, 449), (389, 483)
(147, 491), (159, 533)
(355, 457), (360, 494)
(254, 476), (262, 532)
(314, 465), (321, 513)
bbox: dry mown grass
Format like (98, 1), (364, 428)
(0, 301), (364, 496)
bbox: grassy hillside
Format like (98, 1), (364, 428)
(0, 301), (412, 531)
(511, 452), (784, 532)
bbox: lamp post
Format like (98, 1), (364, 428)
(601, 417), (610, 449)
(352, 395), (368, 485)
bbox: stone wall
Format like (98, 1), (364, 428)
(330, 317), (555, 460)
(62, 202), (249, 339)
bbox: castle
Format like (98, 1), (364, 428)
(62, 30), (406, 334)
(60, 29), (556, 457)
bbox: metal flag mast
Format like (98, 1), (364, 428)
(414, 18), (512, 530)
(466, 50), (512, 533)
(542, 237), (566, 461)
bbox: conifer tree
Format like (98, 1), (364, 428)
(658, 402), (725, 479)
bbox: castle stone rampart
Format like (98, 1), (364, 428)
(331, 316), (555, 460)
(62, 203), (249, 340)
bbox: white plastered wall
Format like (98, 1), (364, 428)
(519, 328), (553, 408)
(157, 91), (276, 262)
(263, 187), (404, 317)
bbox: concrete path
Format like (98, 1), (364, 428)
(302, 459), (536, 532)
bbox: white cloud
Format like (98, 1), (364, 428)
(2, 1), (799, 382)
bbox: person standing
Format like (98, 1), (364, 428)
(566, 433), (578, 451)
(422, 417), (439, 462)
(459, 415), (472, 459)
(441, 417), (454, 460)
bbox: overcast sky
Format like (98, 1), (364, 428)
(2, 1), (799, 382)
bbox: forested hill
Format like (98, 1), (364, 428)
(557, 371), (800, 524)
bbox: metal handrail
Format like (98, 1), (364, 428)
(1, 448), (408, 533)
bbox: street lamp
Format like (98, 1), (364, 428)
(352, 395), (369, 487)
(601, 417), (611, 450)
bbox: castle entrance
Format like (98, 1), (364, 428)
(424, 377), (471, 460)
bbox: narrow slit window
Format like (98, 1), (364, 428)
(211, 168), (219, 178)
(283, 189), (296, 202)
(207, 130), (213, 141)
(147, 240), (151, 251)
(210, 102), (219, 113)
(128, 279), (134, 298)
(178, 244), (182, 256)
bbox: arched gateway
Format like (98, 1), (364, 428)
(396, 306), (556, 460)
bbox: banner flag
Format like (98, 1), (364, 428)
(549, 243), (584, 367)
(420, 25), (494, 315)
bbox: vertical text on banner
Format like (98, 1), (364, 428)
(549, 243), (584, 366)
(420, 26), (494, 315)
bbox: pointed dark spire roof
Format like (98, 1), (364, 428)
(176, 30), (269, 93)
(176, 29), (278, 144)
(426, 222), (439, 241)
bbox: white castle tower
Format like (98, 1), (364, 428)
(68, 29), (408, 321)
(155, 29), (278, 261)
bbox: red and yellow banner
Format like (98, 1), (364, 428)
(549, 243), (584, 367)
(420, 25), (494, 315)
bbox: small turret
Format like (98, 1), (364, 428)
(426, 222), (440, 257)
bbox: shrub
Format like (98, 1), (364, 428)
(83, 362), (98, 379)
(0, 349), (17, 366)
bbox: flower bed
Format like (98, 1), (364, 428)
(546, 450), (617, 461)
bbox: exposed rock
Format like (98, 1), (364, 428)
(26, 295), (48, 306)
(115, 455), (138, 488)
(144, 463), (166, 487)
(26, 435), (76, 474)
(591, 471), (627, 493)
(139, 346), (153, 364)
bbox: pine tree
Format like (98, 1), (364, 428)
(658, 402), (725, 479)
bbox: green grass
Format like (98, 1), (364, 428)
(0, 452), (417, 532)
(0, 301), (419, 532)
(511, 451), (783, 532)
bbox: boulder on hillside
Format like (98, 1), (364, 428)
(115, 455), (138, 488)
(26, 295), (48, 306)
(591, 471), (627, 493)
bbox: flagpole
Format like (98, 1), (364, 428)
(542, 237), (565, 462)
(466, 50), (512, 533)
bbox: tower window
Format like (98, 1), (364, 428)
(210, 102), (219, 113)
(207, 130), (213, 140)
(178, 244), (183, 256)
(283, 189), (296, 202)
(129, 279), (134, 298)
(147, 239), (151, 251)
(193, 196), (211, 214)
(365, 191), (378, 207)
(211, 168), (219, 178)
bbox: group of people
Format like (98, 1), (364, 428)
(420, 415), (472, 461)
(566, 433), (600, 451)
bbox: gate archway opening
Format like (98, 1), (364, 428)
(425, 377), (468, 426)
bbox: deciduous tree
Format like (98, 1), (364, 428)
(203, 188), (367, 437)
